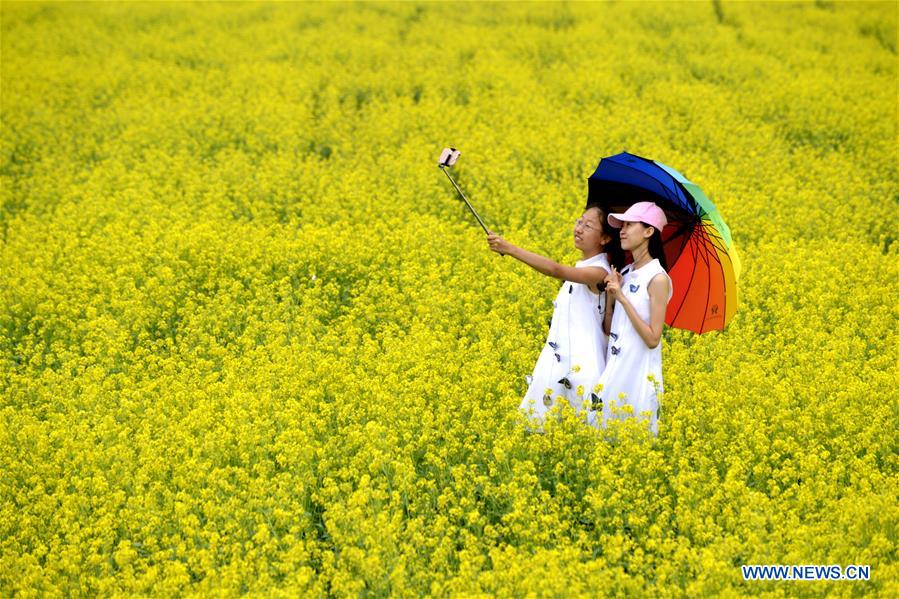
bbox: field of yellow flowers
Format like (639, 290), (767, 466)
(2, 1), (897, 596)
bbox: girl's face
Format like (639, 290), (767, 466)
(619, 220), (653, 251)
(573, 207), (610, 252)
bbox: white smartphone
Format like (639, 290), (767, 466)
(438, 147), (461, 167)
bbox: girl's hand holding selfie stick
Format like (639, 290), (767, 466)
(486, 232), (513, 256)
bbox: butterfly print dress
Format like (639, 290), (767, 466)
(520, 252), (611, 423)
(589, 258), (673, 436)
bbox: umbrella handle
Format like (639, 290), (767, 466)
(439, 166), (504, 256)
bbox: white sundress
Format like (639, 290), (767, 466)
(589, 258), (673, 436)
(520, 252), (611, 422)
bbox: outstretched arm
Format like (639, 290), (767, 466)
(487, 232), (608, 291)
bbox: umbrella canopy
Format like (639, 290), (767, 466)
(587, 152), (741, 333)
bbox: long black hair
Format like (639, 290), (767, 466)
(585, 203), (626, 270)
(642, 221), (668, 271)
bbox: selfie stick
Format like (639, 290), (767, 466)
(437, 148), (489, 235)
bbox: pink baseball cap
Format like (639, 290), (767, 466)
(607, 201), (668, 231)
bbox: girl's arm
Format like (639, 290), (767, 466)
(603, 294), (615, 336)
(605, 271), (669, 349)
(487, 232), (608, 291)
(603, 268), (622, 336)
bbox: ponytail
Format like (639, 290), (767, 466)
(643, 223), (668, 271)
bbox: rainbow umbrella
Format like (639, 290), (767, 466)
(587, 151), (741, 333)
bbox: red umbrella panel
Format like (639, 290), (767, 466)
(662, 220), (739, 333)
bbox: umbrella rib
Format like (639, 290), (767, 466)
(696, 222), (731, 330)
(706, 228), (730, 336)
(667, 229), (703, 327)
(670, 179), (701, 215)
(712, 228), (735, 327)
(719, 248), (730, 329)
(672, 225), (716, 332)
(665, 222), (696, 261)
(699, 223), (726, 266)
(697, 228), (716, 333)
(701, 221), (730, 254)
(695, 226), (715, 333)
(610, 158), (680, 205)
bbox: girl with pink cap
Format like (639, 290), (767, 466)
(589, 201), (673, 436)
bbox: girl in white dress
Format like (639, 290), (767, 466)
(487, 204), (624, 424)
(590, 201), (673, 436)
